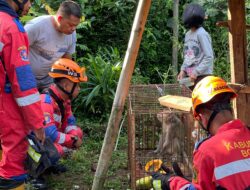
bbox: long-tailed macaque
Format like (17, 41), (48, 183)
(154, 111), (185, 157)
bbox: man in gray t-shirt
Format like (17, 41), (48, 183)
(25, 0), (81, 92)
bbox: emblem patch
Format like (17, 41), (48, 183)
(20, 49), (29, 61)
(44, 112), (51, 124)
(192, 165), (198, 183)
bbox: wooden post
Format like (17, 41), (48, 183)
(228, 0), (249, 123)
(127, 106), (136, 190)
(91, 1), (152, 189)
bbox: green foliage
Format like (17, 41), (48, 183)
(154, 65), (177, 84)
(25, 0), (250, 85)
(137, 0), (174, 83)
(74, 0), (136, 57)
(131, 68), (150, 85)
(73, 47), (122, 121)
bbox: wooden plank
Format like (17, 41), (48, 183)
(216, 21), (250, 30)
(158, 95), (192, 112)
(228, 0), (249, 124)
(228, 83), (250, 94)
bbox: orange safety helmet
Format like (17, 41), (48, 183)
(49, 58), (87, 83)
(192, 76), (237, 119)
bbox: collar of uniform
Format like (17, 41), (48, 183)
(216, 119), (245, 134)
(0, 0), (19, 18)
(49, 84), (64, 102)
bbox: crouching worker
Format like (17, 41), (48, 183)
(42, 58), (87, 157)
(151, 76), (250, 190)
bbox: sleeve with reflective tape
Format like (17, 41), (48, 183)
(169, 150), (215, 190)
(63, 100), (83, 140)
(1, 21), (44, 130)
(61, 100), (75, 131)
(41, 94), (76, 148)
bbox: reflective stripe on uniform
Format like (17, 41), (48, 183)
(65, 125), (77, 133)
(27, 146), (41, 163)
(0, 42), (4, 52)
(16, 92), (40, 106)
(214, 158), (250, 180)
(180, 184), (191, 190)
(153, 180), (162, 190)
(58, 133), (66, 144)
(53, 114), (61, 123)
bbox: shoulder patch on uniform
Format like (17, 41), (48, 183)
(18, 46), (29, 62)
(13, 18), (25, 33)
(194, 135), (211, 150)
(192, 165), (199, 184)
(45, 94), (52, 104)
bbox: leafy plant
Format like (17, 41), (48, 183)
(154, 65), (177, 84)
(73, 47), (122, 121)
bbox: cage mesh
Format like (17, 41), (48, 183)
(127, 84), (206, 189)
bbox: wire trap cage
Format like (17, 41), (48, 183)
(127, 84), (205, 189)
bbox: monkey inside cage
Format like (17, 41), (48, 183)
(127, 84), (206, 189)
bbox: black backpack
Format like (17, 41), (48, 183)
(24, 134), (60, 178)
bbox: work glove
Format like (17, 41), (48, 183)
(33, 127), (45, 144)
(66, 126), (84, 139)
(152, 172), (172, 190)
(71, 136), (82, 148)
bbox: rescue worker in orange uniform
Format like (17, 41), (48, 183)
(0, 0), (45, 189)
(40, 58), (87, 157)
(152, 76), (250, 190)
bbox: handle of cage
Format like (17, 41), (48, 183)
(160, 162), (184, 177)
(171, 162), (184, 177)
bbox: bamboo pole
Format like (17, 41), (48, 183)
(91, 1), (152, 189)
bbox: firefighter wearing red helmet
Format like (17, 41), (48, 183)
(41, 58), (87, 156)
(152, 76), (250, 190)
(0, 0), (45, 189)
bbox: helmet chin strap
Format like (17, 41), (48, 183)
(56, 83), (77, 100)
(197, 119), (210, 136)
(200, 103), (232, 134)
(12, 0), (28, 16)
(206, 110), (219, 133)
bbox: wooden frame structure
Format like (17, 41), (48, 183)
(227, 0), (249, 124)
(217, 0), (249, 123)
(92, 1), (249, 189)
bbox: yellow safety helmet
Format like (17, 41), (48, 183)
(49, 58), (87, 83)
(192, 76), (237, 119)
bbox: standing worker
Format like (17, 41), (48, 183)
(24, 0), (82, 92)
(0, 0), (45, 189)
(152, 76), (250, 190)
